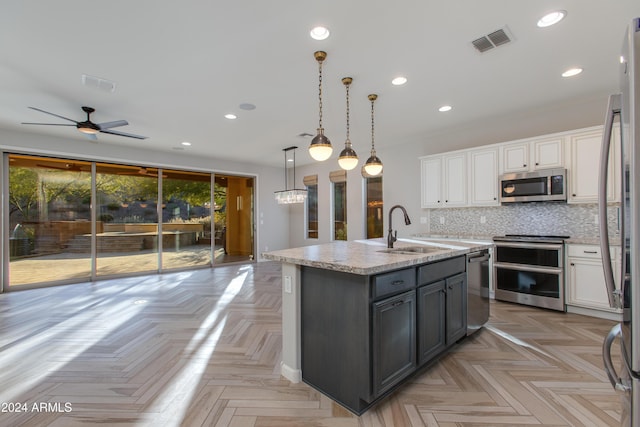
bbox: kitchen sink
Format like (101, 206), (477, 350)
(377, 246), (443, 255)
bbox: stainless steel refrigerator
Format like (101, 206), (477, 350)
(599, 17), (640, 427)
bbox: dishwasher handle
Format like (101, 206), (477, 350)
(468, 252), (490, 263)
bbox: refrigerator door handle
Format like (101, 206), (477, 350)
(598, 93), (622, 309)
(603, 324), (631, 392)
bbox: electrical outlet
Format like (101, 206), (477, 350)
(480, 216), (486, 224)
(439, 216), (445, 225)
(594, 214), (599, 225)
(284, 276), (292, 293)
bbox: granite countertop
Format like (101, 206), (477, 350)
(262, 238), (493, 276)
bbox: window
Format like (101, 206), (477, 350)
(304, 175), (318, 239)
(330, 170), (347, 241)
(366, 176), (383, 238)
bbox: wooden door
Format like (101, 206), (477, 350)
(225, 176), (254, 257)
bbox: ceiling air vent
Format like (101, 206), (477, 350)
(471, 27), (513, 53)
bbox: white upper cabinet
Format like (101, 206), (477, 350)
(443, 153), (467, 207)
(420, 125), (615, 209)
(420, 153), (466, 208)
(568, 127), (620, 203)
(502, 142), (529, 173)
(468, 147), (499, 206)
(501, 136), (565, 173)
(421, 156), (442, 208)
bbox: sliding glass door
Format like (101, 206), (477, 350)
(95, 163), (160, 276)
(8, 155), (92, 286)
(4, 153), (254, 290)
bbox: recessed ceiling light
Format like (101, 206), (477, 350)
(181, 141), (191, 146)
(562, 68), (583, 77)
(537, 10), (566, 28)
(391, 76), (407, 86)
(439, 105), (452, 112)
(310, 26), (330, 40)
(225, 113), (237, 120)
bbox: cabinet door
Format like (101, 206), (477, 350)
(532, 136), (564, 169)
(372, 290), (416, 397)
(469, 148), (499, 206)
(502, 143), (529, 173)
(445, 273), (467, 344)
(421, 157), (442, 208)
(567, 258), (617, 311)
(417, 281), (446, 365)
(568, 128), (618, 203)
(443, 153), (466, 206)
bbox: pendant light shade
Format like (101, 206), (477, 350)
(338, 77), (358, 170)
(309, 51), (333, 161)
(364, 94), (383, 176)
(275, 146), (307, 204)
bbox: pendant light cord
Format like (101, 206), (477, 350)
(345, 82), (350, 142)
(318, 60), (323, 129)
(370, 97), (375, 152)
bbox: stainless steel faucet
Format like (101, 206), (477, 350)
(387, 205), (411, 248)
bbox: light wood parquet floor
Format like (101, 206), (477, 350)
(0, 262), (622, 426)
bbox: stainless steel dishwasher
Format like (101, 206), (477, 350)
(466, 250), (490, 335)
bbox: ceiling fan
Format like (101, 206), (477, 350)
(22, 106), (148, 140)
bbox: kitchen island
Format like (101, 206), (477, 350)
(263, 238), (492, 414)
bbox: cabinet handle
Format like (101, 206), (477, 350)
(535, 162), (539, 166)
(391, 280), (405, 286)
(445, 200), (448, 203)
(583, 250), (598, 254)
(570, 263), (575, 266)
(523, 164), (527, 167)
(392, 300), (406, 307)
(573, 194), (577, 197)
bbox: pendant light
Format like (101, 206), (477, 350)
(309, 51), (333, 161)
(364, 94), (383, 176)
(274, 146), (307, 204)
(338, 77), (358, 170)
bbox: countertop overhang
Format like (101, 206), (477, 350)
(262, 238), (493, 275)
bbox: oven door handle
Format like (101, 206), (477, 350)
(493, 262), (562, 275)
(494, 242), (563, 251)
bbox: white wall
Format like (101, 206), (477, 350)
(0, 128), (290, 259)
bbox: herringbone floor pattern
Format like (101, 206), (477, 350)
(0, 262), (622, 426)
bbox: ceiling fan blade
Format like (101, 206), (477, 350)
(28, 107), (78, 123)
(97, 120), (128, 130)
(101, 129), (148, 140)
(21, 122), (76, 126)
(83, 133), (98, 141)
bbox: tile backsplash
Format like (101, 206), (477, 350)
(426, 203), (620, 239)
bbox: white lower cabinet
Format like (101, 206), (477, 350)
(565, 244), (622, 320)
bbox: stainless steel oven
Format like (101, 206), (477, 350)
(493, 235), (568, 311)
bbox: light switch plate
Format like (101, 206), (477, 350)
(284, 276), (292, 293)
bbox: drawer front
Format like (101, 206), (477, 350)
(567, 244), (602, 259)
(373, 268), (415, 300)
(418, 256), (465, 285)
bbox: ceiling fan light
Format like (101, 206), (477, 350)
(309, 128), (333, 161)
(78, 126), (99, 134)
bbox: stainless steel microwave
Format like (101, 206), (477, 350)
(499, 168), (567, 203)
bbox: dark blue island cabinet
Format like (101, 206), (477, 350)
(300, 255), (467, 414)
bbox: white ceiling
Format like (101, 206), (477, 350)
(1, 1), (639, 168)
